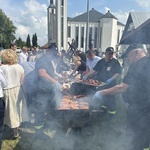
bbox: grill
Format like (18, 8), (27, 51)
(54, 81), (107, 150)
(55, 94), (104, 128)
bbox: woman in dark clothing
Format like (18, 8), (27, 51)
(69, 55), (86, 77)
(76, 50), (86, 62)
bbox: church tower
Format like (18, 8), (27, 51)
(47, 0), (56, 45)
(47, 0), (67, 50)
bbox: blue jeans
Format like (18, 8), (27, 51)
(0, 98), (5, 149)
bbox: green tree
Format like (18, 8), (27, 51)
(34, 33), (38, 47)
(0, 9), (17, 48)
(26, 34), (31, 48)
(15, 37), (24, 48)
(22, 41), (26, 47)
(32, 33), (38, 47)
(32, 34), (35, 47)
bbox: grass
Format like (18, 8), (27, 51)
(1, 94), (127, 150)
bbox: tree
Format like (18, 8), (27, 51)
(32, 34), (35, 47)
(0, 9), (16, 48)
(32, 33), (38, 47)
(15, 37), (22, 48)
(34, 33), (38, 47)
(26, 34), (31, 48)
(15, 37), (26, 48)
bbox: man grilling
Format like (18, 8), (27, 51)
(92, 44), (150, 150)
(83, 47), (122, 118)
(34, 44), (62, 139)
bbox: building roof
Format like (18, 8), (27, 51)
(68, 8), (124, 26)
(69, 8), (104, 22)
(117, 21), (125, 26)
(67, 17), (72, 21)
(122, 12), (150, 37)
(130, 12), (150, 28)
(120, 11), (150, 44)
(120, 18), (150, 44)
(100, 10), (117, 20)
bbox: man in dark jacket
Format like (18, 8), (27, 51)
(34, 44), (62, 139)
(93, 44), (150, 150)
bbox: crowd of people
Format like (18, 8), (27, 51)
(0, 43), (44, 147)
(0, 42), (149, 150)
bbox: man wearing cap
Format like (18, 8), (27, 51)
(83, 47), (122, 117)
(93, 44), (150, 150)
(33, 44), (62, 139)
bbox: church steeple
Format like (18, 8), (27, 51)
(47, 0), (56, 45)
(48, 0), (55, 9)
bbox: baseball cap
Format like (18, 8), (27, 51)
(121, 43), (144, 58)
(105, 47), (114, 54)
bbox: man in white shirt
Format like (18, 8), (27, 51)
(86, 50), (101, 72)
(18, 46), (28, 64)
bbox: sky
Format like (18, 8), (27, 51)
(0, 0), (150, 46)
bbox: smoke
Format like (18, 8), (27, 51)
(15, 86), (129, 150)
(36, 94), (128, 150)
(52, 83), (63, 107)
(17, 53), (135, 150)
